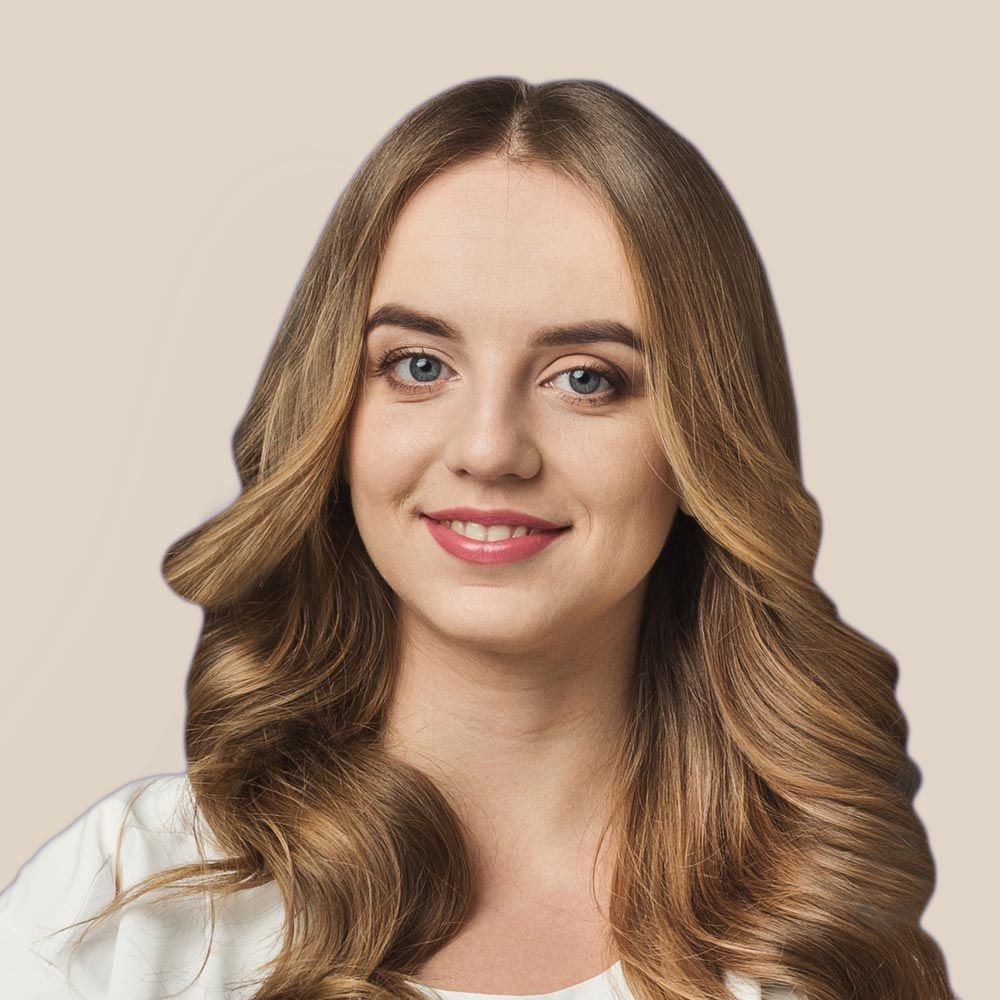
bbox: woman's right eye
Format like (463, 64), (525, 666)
(371, 348), (452, 393)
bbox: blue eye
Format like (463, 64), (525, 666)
(369, 348), (626, 408)
(551, 367), (615, 399)
(395, 353), (442, 383)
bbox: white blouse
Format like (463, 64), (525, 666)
(0, 773), (797, 999)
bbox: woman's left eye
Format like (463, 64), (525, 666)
(369, 347), (626, 408)
(548, 366), (620, 405)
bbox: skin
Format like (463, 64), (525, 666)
(343, 155), (684, 988)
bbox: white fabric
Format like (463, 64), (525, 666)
(405, 959), (775, 999)
(0, 773), (795, 999)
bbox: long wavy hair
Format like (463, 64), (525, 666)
(55, 76), (956, 999)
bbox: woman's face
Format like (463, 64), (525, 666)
(344, 156), (681, 655)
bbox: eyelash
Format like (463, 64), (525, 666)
(369, 347), (628, 408)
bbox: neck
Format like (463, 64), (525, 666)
(381, 601), (639, 884)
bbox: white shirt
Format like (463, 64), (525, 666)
(0, 773), (797, 999)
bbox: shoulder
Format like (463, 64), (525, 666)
(0, 772), (229, 995)
(0, 772), (200, 927)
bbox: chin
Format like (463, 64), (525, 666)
(429, 610), (557, 656)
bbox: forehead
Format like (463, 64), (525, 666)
(370, 157), (639, 333)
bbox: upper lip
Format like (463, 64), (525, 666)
(422, 507), (570, 531)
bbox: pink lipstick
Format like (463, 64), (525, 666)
(420, 508), (570, 565)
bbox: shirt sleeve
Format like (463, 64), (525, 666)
(0, 917), (88, 998)
(0, 776), (165, 997)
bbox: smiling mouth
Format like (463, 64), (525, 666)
(420, 513), (570, 565)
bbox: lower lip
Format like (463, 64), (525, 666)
(421, 514), (570, 565)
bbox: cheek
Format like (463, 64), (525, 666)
(588, 436), (676, 555)
(345, 401), (426, 497)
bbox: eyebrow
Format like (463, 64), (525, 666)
(363, 303), (643, 353)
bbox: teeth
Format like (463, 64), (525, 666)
(442, 520), (536, 540)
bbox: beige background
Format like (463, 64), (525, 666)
(1, 3), (994, 996)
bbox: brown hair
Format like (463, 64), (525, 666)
(54, 76), (955, 999)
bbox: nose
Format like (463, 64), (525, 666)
(441, 380), (542, 482)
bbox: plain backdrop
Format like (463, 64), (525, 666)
(1, 3), (994, 997)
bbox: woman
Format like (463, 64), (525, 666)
(0, 77), (955, 999)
